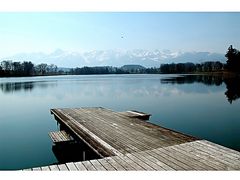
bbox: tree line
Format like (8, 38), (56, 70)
(69, 66), (125, 75)
(160, 61), (224, 74)
(0, 61), (61, 77)
(0, 60), (229, 77)
(160, 45), (240, 73)
(69, 66), (160, 75)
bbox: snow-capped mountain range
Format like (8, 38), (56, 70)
(1, 49), (226, 68)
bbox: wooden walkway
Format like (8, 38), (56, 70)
(24, 140), (240, 171)
(49, 131), (73, 144)
(50, 107), (196, 157)
(23, 107), (240, 171)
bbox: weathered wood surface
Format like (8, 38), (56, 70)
(26, 140), (240, 171)
(50, 107), (196, 157)
(22, 107), (240, 171)
(48, 131), (73, 143)
(57, 164), (68, 170)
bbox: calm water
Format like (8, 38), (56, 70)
(0, 74), (239, 170)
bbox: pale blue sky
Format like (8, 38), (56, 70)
(0, 12), (240, 57)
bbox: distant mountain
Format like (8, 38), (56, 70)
(1, 49), (226, 68)
(121, 65), (146, 71)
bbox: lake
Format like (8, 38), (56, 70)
(0, 74), (239, 170)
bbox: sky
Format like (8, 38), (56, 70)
(0, 12), (240, 58)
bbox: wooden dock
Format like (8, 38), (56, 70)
(49, 131), (73, 144)
(23, 107), (240, 171)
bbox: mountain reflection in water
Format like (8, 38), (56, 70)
(1, 75), (240, 104)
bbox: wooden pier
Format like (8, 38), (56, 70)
(23, 107), (240, 171)
(49, 131), (73, 144)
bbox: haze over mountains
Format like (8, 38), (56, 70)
(2, 49), (226, 68)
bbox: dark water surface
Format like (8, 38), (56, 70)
(0, 74), (239, 170)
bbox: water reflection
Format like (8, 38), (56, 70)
(0, 82), (34, 93)
(0, 81), (57, 93)
(161, 74), (240, 104)
(224, 78), (240, 104)
(1, 75), (240, 104)
(0, 74), (239, 169)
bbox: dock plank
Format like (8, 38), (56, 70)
(82, 161), (97, 171)
(66, 162), (78, 171)
(56, 109), (122, 157)
(73, 108), (187, 150)
(178, 143), (234, 170)
(162, 146), (207, 170)
(32, 167), (41, 171)
(116, 155), (145, 170)
(71, 109), (143, 154)
(186, 141), (240, 169)
(58, 164), (69, 171)
(138, 150), (174, 170)
(41, 166), (50, 171)
(97, 158), (116, 171)
(153, 148), (193, 170)
(51, 107), (196, 156)
(74, 162), (87, 171)
(146, 149), (181, 170)
(21, 107), (239, 171)
(49, 131), (72, 143)
(130, 151), (165, 170)
(196, 140), (240, 160)
(72, 108), (153, 153)
(24, 141), (240, 171)
(22, 168), (31, 171)
(200, 140), (240, 156)
(125, 153), (155, 170)
(67, 109), (154, 154)
(111, 156), (136, 170)
(49, 165), (59, 171)
(104, 157), (126, 171)
(90, 160), (106, 171)
(169, 145), (217, 170)
(81, 108), (188, 147)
